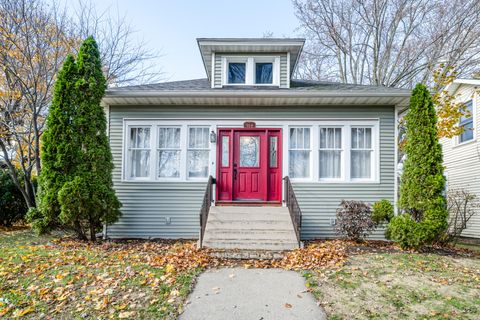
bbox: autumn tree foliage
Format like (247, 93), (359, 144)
(30, 37), (121, 240)
(0, 0), (162, 210)
(388, 84), (448, 249)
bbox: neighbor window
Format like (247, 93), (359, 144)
(128, 127), (151, 178)
(459, 100), (474, 143)
(228, 63), (246, 84)
(157, 127), (181, 178)
(319, 127), (342, 179)
(289, 127), (311, 178)
(351, 127), (372, 179)
(188, 127), (210, 178)
(255, 62), (273, 84)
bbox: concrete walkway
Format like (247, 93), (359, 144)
(179, 268), (327, 320)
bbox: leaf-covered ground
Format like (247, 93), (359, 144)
(1, 229), (478, 319)
(0, 230), (201, 319)
(304, 252), (480, 320)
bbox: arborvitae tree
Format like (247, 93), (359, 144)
(27, 55), (79, 233)
(387, 83), (448, 249)
(57, 37), (121, 241)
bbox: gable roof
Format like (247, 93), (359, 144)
(197, 38), (305, 82)
(104, 78), (411, 107)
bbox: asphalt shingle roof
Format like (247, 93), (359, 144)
(108, 78), (410, 94)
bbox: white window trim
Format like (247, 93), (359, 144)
(455, 98), (476, 147)
(187, 126), (211, 180)
(123, 121), (213, 182)
(157, 126), (182, 180)
(122, 119), (380, 184)
(318, 126), (345, 182)
(125, 125), (154, 181)
(288, 126), (313, 181)
(287, 120), (379, 183)
(222, 55), (280, 87)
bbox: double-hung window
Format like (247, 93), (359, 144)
(459, 100), (474, 143)
(128, 127), (151, 178)
(188, 127), (210, 178)
(289, 127), (311, 178)
(319, 127), (342, 179)
(157, 127), (181, 178)
(351, 127), (373, 179)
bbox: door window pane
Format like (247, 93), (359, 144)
(289, 128), (311, 178)
(319, 128), (342, 179)
(240, 136), (260, 167)
(351, 127), (373, 179)
(188, 127), (210, 178)
(269, 136), (278, 167)
(228, 63), (246, 84)
(221, 136), (229, 167)
(157, 127), (181, 178)
(255, 63), (273, 84)
(128, 127), (151, 178)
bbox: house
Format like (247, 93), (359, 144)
(441, 79), (480, 239)
(101, 38), (411, 248)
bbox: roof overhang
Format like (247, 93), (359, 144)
(103, 90), (410, 107)
(446, 78), (480, 95)
(197, 38), (305, 82)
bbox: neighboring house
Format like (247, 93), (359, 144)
(102, 38), (410, 245)
(441, 79), (480, 239)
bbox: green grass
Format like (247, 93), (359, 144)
(305, 252), (480, 320)
(0, 229), (200, 319)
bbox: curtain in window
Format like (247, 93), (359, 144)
(188, 127), (210, 178)
(256, 63), (273, 84)
(289, 128), (310, 178)
(129, 127), (151, 178)
(351, 128), (372, 179)
(319, 128), (342, 178)
(158, 127), (181, 178)
(228, 63), (246, 84)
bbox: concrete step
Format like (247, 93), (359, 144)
(202, 239), (299, 251)
(202, 205), (299, 251)
(203, 231), (298, 241)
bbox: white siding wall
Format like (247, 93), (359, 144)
(440, 84), (480, 238)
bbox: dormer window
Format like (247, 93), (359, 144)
(256, 63), (273, 84)
(223, 56), (280, 86)
(228, 63), (246, 84)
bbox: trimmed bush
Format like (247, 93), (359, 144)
(371, 199), (394, 225)
(0, 171), (28, 227)
(335, 200), (375, 241)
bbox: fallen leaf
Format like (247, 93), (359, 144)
(284, 303), (292, 309)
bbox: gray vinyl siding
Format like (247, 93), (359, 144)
(213, 53), (289, 88)
(213, 54), (222, 88)
(106, 105), (395, 239)
(280, 54), (288, 87)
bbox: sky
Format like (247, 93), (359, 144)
(61, 0), (301, 82)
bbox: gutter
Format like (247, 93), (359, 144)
(104, 89), (411, 99)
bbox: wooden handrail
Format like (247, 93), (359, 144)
(199, 176), (214, 248)
(284, 176), (302, 246)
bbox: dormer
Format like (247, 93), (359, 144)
(197, 38), (305, 89)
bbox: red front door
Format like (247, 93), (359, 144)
(217, 128), (282, 203)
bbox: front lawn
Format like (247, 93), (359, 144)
(304, 251), (480, 319)
(1, 229), (479, 319)
(0, 230), (200, 319)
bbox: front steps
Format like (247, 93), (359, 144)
(201, 206), (300, 252)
